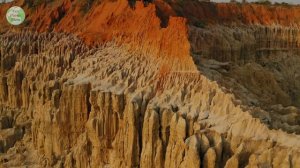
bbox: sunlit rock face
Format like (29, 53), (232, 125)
(0, 0), (300, 168)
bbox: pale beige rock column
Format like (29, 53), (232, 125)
(164, 113), (187, 168)
(140, 109), (163, 168)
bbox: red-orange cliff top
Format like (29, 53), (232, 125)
(2, 0), (300, 71)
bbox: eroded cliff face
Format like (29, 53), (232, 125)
(0, 0), (300, 168)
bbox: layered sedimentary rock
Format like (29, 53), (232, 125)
(190, 25), (300, 133)
(0, 0), (300, 168)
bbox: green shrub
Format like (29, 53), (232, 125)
(194, 21), (206, 28)
(33, 0), (44, 6)
(80, 0), (100, 13)
(274, 2), (291, 7)
(25, 0), (52, 8)
(177, 0), (185, 7)
(254, 0), (272, 5)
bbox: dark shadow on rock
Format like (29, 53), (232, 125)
(188, 23), (300, 134)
